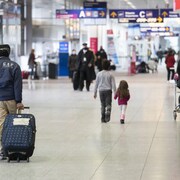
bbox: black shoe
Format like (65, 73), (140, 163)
(105, 114), (110, 122)
(105, 118), (110, 122)
(120, 119), (124, 124)
(101, 115), (105, 122)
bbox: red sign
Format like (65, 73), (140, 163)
(90, 37), (98, 53)
(174, 0), (180, 10)
(107, 29), (113, 35)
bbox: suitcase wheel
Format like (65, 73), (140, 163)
(173, 110), (177, 120)
(7, 157), (10, 163)
(17, 156), (20, 162)
(27, 158), (29, 162)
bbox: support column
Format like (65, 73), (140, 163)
(18, 0), (32, 55)
(26, 0), (32, 54)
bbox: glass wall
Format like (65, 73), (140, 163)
(0, 2), (21, 62)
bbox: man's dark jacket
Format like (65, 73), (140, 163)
(0, 57), (22, 103)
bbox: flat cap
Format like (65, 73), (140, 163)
(0, 44), (10, 57)
(0, 44), (10, 54)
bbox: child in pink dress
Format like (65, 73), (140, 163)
(114, 80), (130, 124)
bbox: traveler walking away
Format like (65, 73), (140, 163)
(96, 46), (107, 60)
(156, 48), (164, 64)
(89, 48), (96, 81)
(0, 44), (24, 160)
(95, 46), (107, 72)
(95, 55), (103, 72)
(77, 43), (95, 91)
(114, 80), (130, 124)
(68, 49), (78, 79)
(165, 49), (175, 82)
(28, 49), (37, 79)
(94, 60), (116, 123)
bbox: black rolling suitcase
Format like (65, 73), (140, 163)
(73, 71), (80, 90)
(2, 108), (36, 162)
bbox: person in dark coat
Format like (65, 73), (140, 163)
(68, 49), (78, 79)
(95, 46), (107, 72)
(28, 49), (37, 79)
(77, 44), (95, 91)
(156, 48), (164, 64)
(96, 46), (107, 60)
(0, 44), (24, 160)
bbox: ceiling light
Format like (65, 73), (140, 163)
(123, 0), (136, 9)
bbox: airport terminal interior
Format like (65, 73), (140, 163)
(0, 0), (180, 179)
(1, 65), (180, 180)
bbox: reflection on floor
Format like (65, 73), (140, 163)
(1, 67), (180, 180)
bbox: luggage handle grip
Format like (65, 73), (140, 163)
(17, 106), (30, 114)
(24, 107), (30, 109)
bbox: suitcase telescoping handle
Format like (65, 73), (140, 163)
(17, 106), (30, 114)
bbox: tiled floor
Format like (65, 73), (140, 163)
(1, 65), (180, 180)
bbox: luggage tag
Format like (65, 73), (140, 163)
(13, 118), (30, 126)
(14, 107), (31, 125)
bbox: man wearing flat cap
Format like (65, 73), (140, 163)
(77, 43), (95, 91)
(0, 44), (24, 160)
(82, 43), (87, 46)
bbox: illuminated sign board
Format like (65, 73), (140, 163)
(140, 26), (170, 33)
(160, 9), (179, 18)
(59, 41), (69, 53)
(56, 9), (106, 19)
(110, 9), (163, 23)
(118, 17), (163, 23)
(109, 9), (159, 18)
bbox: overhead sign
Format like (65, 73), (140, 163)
(118, 17), (163, 23)
(140, 26), (170, 33)
(160, 8), (179, 18)
(83, 1), (107, 9)
(109, 9), (159, 19)
(56, 9), (107, 19)
(110, 9), (162, 23)
(110, 9), (164, 23)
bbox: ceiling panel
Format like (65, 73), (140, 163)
(107, 0), (173, 9)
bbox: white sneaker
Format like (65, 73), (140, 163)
(169, 80), (175, 83)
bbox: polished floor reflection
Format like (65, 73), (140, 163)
(0, 66), (180, 180)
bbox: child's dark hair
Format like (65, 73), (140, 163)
(116, 80), (129, 98)
(102, 60), (110, 70)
